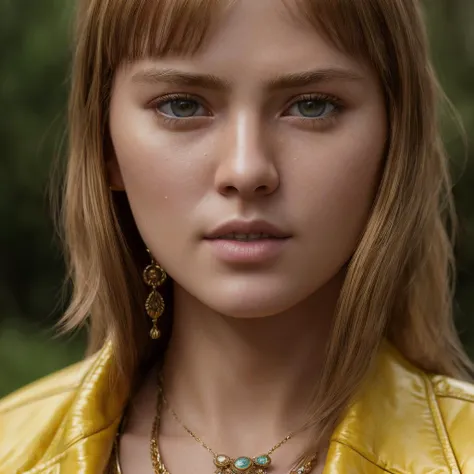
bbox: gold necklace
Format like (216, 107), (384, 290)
(114, 374), (318, 474)
(162, 389), (295, 474)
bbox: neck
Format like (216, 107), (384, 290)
(160, 270), (344, 454)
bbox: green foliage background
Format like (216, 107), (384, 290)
(1, 1), (473, 397)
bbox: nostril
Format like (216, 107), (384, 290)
(255, 184), (270, 193)
(222, 185), (239, 195)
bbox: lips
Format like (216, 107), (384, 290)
(204, 219), (291, 240)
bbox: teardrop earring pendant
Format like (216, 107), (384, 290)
(143, 249), (167, 339)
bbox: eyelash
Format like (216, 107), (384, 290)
(151, 92), (343, 129)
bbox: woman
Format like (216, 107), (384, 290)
(1, 0), (473, 472)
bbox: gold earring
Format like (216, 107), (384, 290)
(143, 249), (167, 339)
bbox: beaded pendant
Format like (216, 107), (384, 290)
(214, 454), (271, 474)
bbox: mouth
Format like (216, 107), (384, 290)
(203, 220), (291, 263)
(204, 219), (292, 241)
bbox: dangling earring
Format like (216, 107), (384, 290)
(143, 249), (167, 339)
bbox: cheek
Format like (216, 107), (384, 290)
(326, 136), (383, 216)
(109, 108), (211, 244)
(283, 114), (386, 252)
(112, 130), (192, 200)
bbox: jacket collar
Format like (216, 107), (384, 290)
(31, 342), (450, 473)
(324, 344), (453, 473)
(28, 341), (129, 474)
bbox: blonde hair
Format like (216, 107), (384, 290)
(59, 0), (473, 451)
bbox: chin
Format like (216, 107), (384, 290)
(198, 279), (314, 319)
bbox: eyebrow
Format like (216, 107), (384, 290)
(131, 67), (364, 91)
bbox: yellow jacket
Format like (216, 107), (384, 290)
(1, 342), (473, 474)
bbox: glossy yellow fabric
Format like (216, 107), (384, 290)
(1, 342), (473, 473)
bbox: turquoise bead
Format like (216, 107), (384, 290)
(255, 455), (270, 466)
(234, 457), (252, 470)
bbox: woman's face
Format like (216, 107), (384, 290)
(109, 0), (387, 319)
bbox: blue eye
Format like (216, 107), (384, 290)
(153, 94), (340, 122)
(156, 96), (207, 118)
(287, 99), (336, 118)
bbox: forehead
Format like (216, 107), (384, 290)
(111, 0), (371, 90)
(185, 0), (349, 71)
(103, 0), (372, 72)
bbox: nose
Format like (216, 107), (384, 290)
(214, 112), (280, 199)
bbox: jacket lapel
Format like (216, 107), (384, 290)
(28, 341), (129, 474)
(323, 343), (456, 473)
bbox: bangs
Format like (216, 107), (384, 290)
(98, 0), (229, 69)
(93, 0), (406, 86)
(286, 0), (404, 91)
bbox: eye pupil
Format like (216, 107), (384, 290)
(298, 100), (326, 117)
(170, 99), (198, 117)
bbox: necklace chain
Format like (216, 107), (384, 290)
(149, 383), (169, 474)
(162, 389), (295, 458)
(114, 370), (318, 474)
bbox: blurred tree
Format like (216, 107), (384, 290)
(0, 0), (72, 323)
(0, 0), (84, 395)
(424, 2), (474, 355)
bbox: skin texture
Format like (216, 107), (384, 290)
(108, 0), (387, 472)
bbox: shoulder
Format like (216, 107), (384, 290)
(429, 374), (474, 443)
(0, 357), (94, 472)
(0, 358), (93, 414)
(393, 349), (474, 469)
(429, 373), (474, 430)
(429, 374), (474, 470)
(351, 344), (474, 472)
(0, 356), (94, 417)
